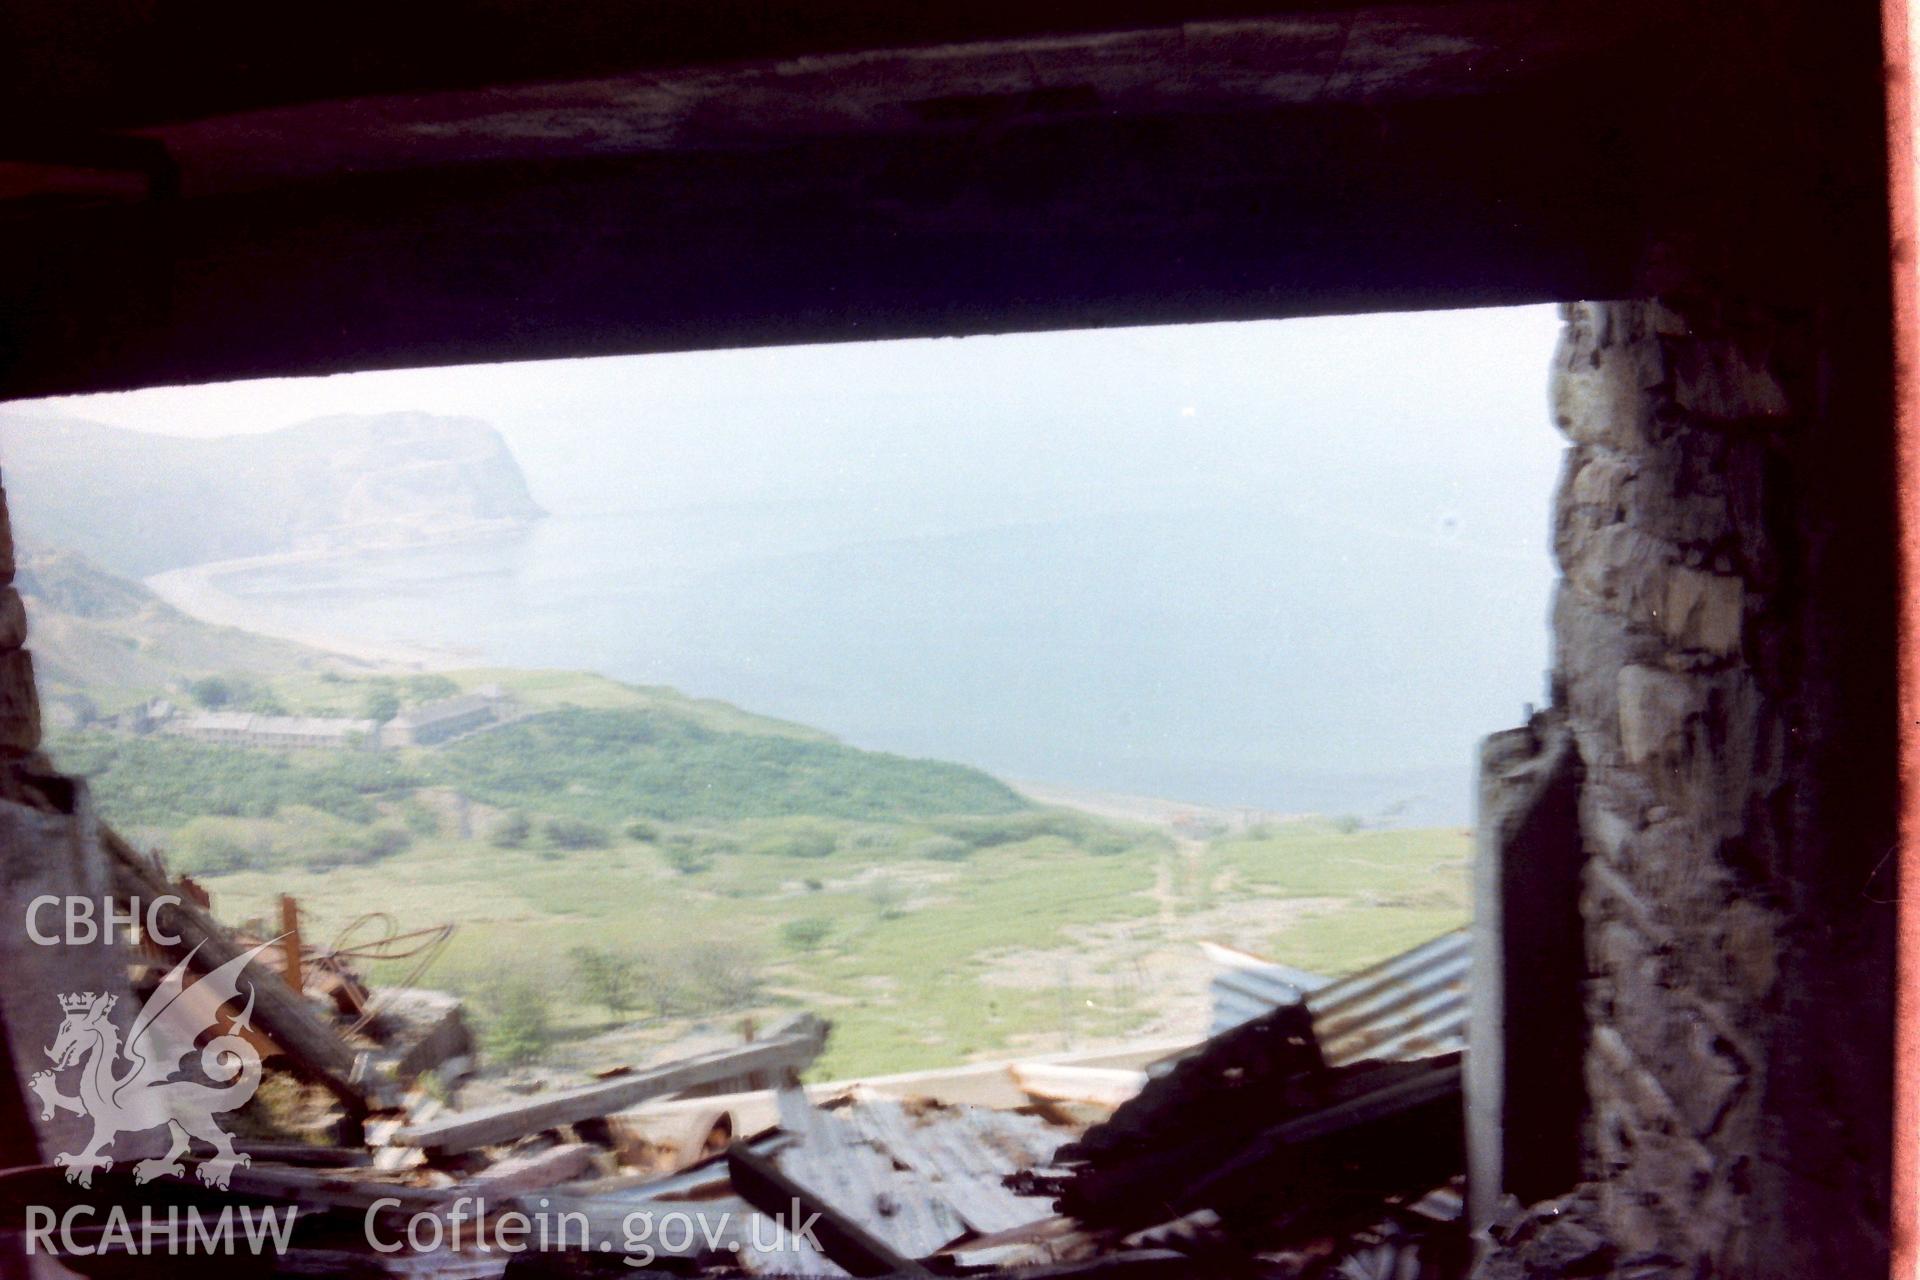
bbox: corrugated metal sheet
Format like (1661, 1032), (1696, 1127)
(1203, 941), (1332, 1037)
(567, 1082), (1078, 1276)
(1307, 928), (1469, 1066)
(1203, 929), (1469, 1065)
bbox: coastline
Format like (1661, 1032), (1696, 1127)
(144, 539), (499, 673)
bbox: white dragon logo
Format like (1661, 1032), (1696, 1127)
(28, 939), (274, 1191)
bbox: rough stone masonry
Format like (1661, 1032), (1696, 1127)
(1548, 298), (1893, 1276)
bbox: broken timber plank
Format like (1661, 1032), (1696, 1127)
(469, 1142), (598, 1194)
(726, 1142), (932, 1279)
(1010, 1063), (1147, 1110)
(104, 827), (369, 1112)
(396, 1014), (827, 1154)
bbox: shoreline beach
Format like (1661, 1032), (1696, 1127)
(145, 546), (483, 673)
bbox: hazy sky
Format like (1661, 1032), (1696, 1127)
(34, 307), (1565, 552)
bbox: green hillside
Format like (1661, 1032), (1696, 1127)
(438, 706), (1024, 824)
(18, 547), (362, 710)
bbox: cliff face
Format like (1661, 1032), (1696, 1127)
(0, 410), (544, 575)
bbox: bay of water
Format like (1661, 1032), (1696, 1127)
(204, 496), (1553, 825)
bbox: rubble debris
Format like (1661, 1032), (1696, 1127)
(395, 1013), (828, 1154)
(606, 1105), (734, 1172)
(106, 828), (371, 1113)
(728, 1142), (933, 1277)
(1023, 939), (1474, 1276)
(472, 1141), (602, 1193)
(1010, 1064), (1147, 1111)
(8, 815), (1482, 1280)
(370, 986), (478, 1087)
(1470, 1188), (1686, 1280)
(1203, 930), (1470, 1069)
(1056, 1001), (1326, 1180)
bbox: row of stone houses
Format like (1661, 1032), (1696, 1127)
(157, 686), (513, 751)
(380, 685), (509, 747)
(167, 710), (379, 750)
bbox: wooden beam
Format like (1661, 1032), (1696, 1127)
(1011, 1063), (1147, 1110)
(395, 1015), (826, 1153)
(279, 893), (303, 996)
(104, 828), (368, 1112)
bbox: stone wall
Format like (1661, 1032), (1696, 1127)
(1550, 299), (1897, 1276)
(0, 476), (37, 759)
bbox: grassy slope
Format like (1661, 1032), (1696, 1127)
(192, 815), (1466, 1078)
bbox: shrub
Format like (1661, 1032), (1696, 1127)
(301, 821), (412, 871)
(544, 816), (613, 850)
(762, 823), (836, 859)
(490, 811), (531, 848)
(663, 845), (713, 875)
(867, 878), (908, 920)
(401, 798), (440, 836)
(781, 917), (832, 951)
(911, 835), (973, 862)
(624, 819), (659, 843)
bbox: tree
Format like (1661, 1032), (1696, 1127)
(482, 976), (552, 1065)
(362, 689), (402, 723)
(188, 677), (235, 709)
(570, 945), (638, 1017)
(406, 675), (460, 702)
(679, 942), (763, 1010)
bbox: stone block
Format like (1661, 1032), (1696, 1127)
(1717, 899), (1778, 1001)
(1551, 330), (1669, 450)
(1568, 448), (1636, 512)
(1592, 1026), (1684, 1131)
(1617, 664), (1697, 767)
(1565, 524), (1679, 631)
(1659, 567), (1742, 655)
(1674, 1008), (1752, 1138)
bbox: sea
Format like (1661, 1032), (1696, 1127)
(185, 495), (1556, 827)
